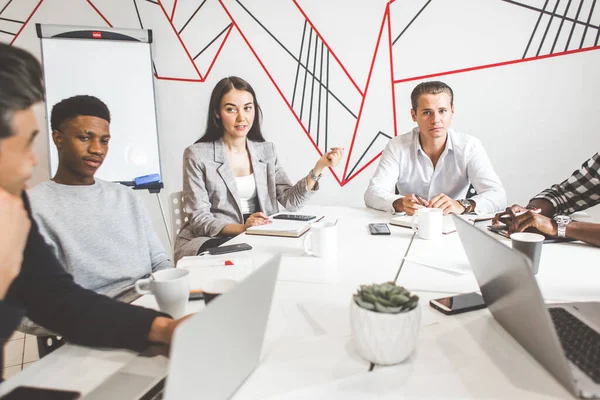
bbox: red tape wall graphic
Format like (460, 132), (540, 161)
(1, 0), (598, 186)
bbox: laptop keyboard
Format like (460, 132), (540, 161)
(548, 307), (600, 383)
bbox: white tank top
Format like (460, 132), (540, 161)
(235, 174), (259, 214)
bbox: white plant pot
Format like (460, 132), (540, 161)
(350, 299), (421, 365)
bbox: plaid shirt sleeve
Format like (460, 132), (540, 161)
(531, 152), (600, 215)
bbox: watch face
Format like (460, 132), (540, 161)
(460, 200), (470, 212)
(554, 215), (571, 237)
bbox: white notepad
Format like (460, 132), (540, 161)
(245, 214), (324, 238)
(176, 254), (254, 290)
(390, 214), (457, 234)
(245, 220), (311, 238)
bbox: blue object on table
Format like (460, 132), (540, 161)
(134, 173), (161, 186)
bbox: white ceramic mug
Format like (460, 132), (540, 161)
(510, 232), (545, 275)
(135, 268), (190, 319)
(303, 221), (338, 258)
(411, 208), (443, 240)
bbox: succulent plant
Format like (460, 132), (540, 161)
(353, 282), (419, 314)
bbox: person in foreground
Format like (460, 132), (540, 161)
(364, 81), (506, 216)
(493, 152), (600, 247)
(174, 76), (343, 261)
(0, 43), (183, 375)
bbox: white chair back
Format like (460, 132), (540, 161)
(169, 191), (188, 244)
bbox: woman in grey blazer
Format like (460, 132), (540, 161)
(174, 77), (343, 261)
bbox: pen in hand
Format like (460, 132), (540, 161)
(415, 194), (428, 207)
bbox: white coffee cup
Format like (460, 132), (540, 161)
(303, 221), (337, 258)
(510, 232), (545, 275)
(135, 269), (190, 319)
(411, 208), (443, 240)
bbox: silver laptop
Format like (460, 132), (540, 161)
(453, 215), (600, 399)
(84, 255), (280, 400)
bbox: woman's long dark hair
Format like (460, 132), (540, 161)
(195, 76), (265, 143)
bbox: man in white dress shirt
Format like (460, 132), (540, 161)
(364, 81), (506, 216)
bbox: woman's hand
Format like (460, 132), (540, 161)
(313, 147), (344, 176)
(244, 212), (271, 229)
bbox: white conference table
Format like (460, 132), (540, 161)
(226, 205), (600, 302)
(398, 223), (600, 302)
(0, 205), (597, 399)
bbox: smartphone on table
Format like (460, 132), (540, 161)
(368, 223), (391, 235)
(487, 224), (510, 238)
(0, 386), (80, 399)
(429, 292), (486, 315)
(272, 214), (316, 221)
(199, 243), (252, 256)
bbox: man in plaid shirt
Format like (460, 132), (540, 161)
(493, 152), (600, 247)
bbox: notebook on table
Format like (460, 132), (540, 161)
(245, 214), (323, 238)
(390, 214), (457, 234)
(246, 219), (311, 238)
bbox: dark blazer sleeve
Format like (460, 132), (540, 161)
(0, 301), (24, 340)
(4, 193), (164, 353)
(0, 301), (25, 371)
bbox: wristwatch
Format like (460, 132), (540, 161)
(553, 215), (572, 238)
(457, 199), (472, 214)
(308, 169), (322, 182)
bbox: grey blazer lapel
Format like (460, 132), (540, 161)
(214, 139), (243, 219)
(247, 140), (269, 214)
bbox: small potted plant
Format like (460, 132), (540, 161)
(350, 282), (420, 365)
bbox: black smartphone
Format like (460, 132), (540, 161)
(272, 214), (316, 221)
(203, 243), (252, 255)
(487, 224), (510, 238)
(368, 223), (391, 235)
(429, 292), (486, 315)
(1, 386), (80, 400)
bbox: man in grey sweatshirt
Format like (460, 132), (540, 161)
(23, 96), (173, 336)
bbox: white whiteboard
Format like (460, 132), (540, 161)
(41, 32), (161, 183)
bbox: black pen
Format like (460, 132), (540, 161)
(415, 194), (427, 206)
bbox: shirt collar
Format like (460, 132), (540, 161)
(414, 127), (455, 155)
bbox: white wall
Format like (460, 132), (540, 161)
(3, 0), (600, 254)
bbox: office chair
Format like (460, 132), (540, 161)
(169, 191), (187, 246)
(37, 335), (65, 358)
(169, 191), (234, 256)
(466, 184), (477, 199)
